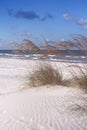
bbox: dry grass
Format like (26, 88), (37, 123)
(68, 64), (87, 92)
(11, 34), (87, 91)
(26, 62), (69, 87)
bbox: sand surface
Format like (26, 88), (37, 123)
(0, 58), (87, 130)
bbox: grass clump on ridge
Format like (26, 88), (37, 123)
(27, 62), (69, 87)
(11, 34), (87, 91)
(74, 68), (87, 92)
(68, 64), (87, 92)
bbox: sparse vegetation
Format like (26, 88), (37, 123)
(26, 62), (69, 87)
(12, 34), (87, 91)
(68, 64), (87, 91)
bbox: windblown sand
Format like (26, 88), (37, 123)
(0, 58), (87, 130)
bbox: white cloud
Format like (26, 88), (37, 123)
(77, 18), (87, 25)
(63, 13), (73, 20)
(63, 12), (87, 31)
(60, 38), (65, 42)
(14, 31), (32, 37)
(82, 25), (87, 30)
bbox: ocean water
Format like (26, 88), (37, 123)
(0, 50), (87, 63)
(0, 50), (20, 58)
(0, 50), (39, 59)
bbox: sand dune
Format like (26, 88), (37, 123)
(0, 58), (87, 130)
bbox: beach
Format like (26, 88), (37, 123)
(0, 57), (87, 130)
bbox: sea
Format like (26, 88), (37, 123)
(0, 50), (87, 63)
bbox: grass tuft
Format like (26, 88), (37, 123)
(26, 62), (69, 87)
(68, 64), (87, 92)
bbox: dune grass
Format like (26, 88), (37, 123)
(26, 62), (69, 87)
(67, 64), (87, 92)
(74, 75), (87, 91)
(12, 34), (87, 91)
(74, 70), (87, 92)
(25, 61), (87, 92)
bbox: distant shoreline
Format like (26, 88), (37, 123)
(0, 49), (87, 63)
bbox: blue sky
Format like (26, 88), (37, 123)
(0, 0), (87, 49)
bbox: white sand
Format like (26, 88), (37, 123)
(0, 58), (87, 130)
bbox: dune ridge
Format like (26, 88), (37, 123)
(0, 58), (87, 130)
